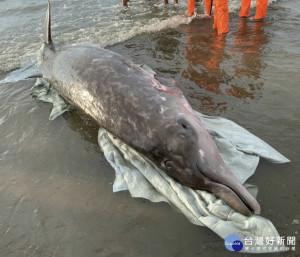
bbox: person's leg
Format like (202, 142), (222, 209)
(213, 0), (218, 29)
(122, 0), (129, 6)
(215, 0), (229, 34)
(254, 0), (268, 19)
(186, 0), (195, 16)
(204, 0), (213, 15)
(239, 0), (251, 17)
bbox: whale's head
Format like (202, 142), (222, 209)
(159, 111), (261, 216)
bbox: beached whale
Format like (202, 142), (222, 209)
(33, 0), (260, 216)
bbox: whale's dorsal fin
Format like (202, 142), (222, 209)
(154, 74), (180, 88)
(45, 0), (52, 45)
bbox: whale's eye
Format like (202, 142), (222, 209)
(181, 123), (187, 129)
(178, 117), (189, 130)
(179, 121), (189, 130)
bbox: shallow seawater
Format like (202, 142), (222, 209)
(0, 0), (299, 256)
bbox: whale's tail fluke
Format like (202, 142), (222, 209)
(45, 0), (52, 45)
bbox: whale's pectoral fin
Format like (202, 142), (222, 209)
(26, 73), (43, 79)
(0, 63), (42, 84)
(154, 74), (180, 88)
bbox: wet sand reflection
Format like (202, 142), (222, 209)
(182, 19), (269, 112)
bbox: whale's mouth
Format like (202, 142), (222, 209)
(223, 184), (255, 213)
(205, 179), (258, 216)
(164, 159), (260, 216)
(195, 163), (261, 217)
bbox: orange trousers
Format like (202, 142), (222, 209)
(239, 0), (268, 19)
(187, 0), (195, 15)
(204, 0), (212, 15)
(187, 0), (211, 15)
(187, 0), (228, 34)
(212, 0), (229, 34)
